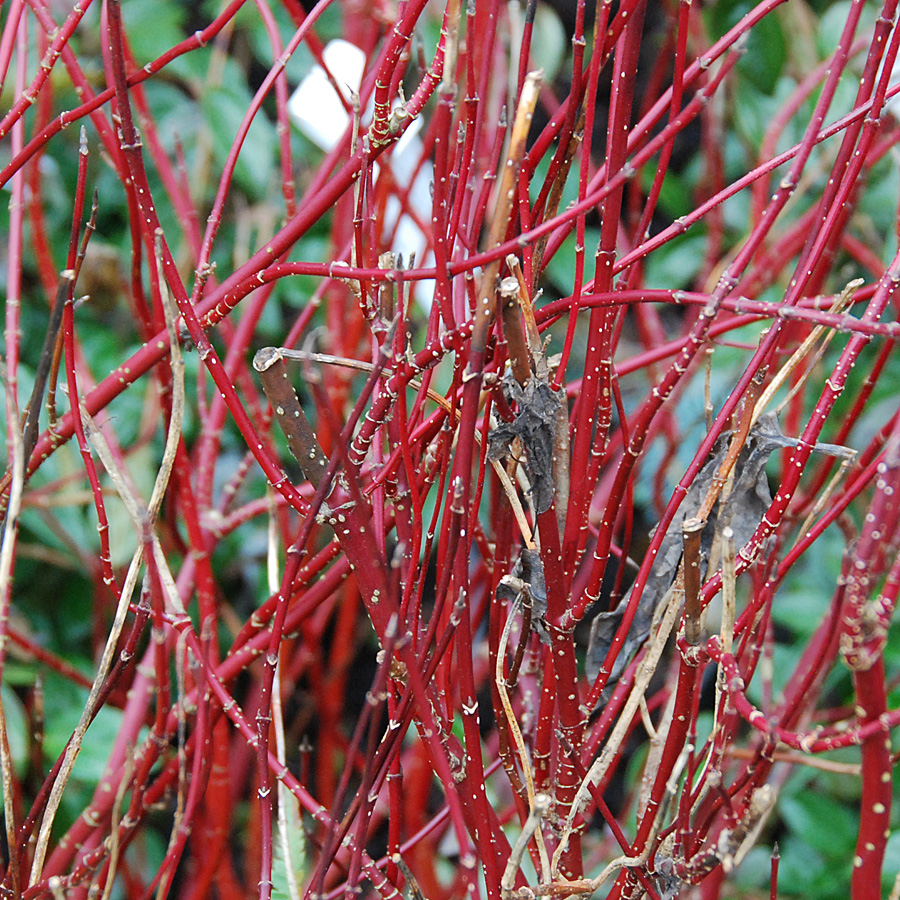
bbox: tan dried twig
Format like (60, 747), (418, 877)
(0, 365), (25, 886)
(555, 580), (685, 875)
(496, 593), (551, 884)
(29, 239), (187, 885)
(268, 490), (303, 900)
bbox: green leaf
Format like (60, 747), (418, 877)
(738, 10), (786, 96)
(531, 5), (567, 84)
(543, 228), (602, 296)
(239, 2), (315, 84)
(884, 831), (900, 891)
(643, 230), (707, 291)
(272, 788), (307, 900)
(817, 2), (879, 61)
(773, 527), (843, 637)
(0, 686), (29, 777)
(731, 78), (784, 150)
(41, 673), (144, 789)
(121, 0), (186, 65)
(775, 834), (832, 897)
(779, 788), (857, 858)
(201, 84), (277, 200)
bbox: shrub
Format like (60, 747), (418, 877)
(1, 1), (899, 899)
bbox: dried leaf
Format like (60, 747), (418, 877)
(488, 376), (561, 514)
(496, 548), (549, 643)
(585, 413), (850, 697)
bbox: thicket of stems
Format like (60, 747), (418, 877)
(0, 1), (899, 899)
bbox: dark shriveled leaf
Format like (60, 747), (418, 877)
(585, 413), (852, 700)
(487, 376), (562, 515)
(497, 548), (550, 643)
